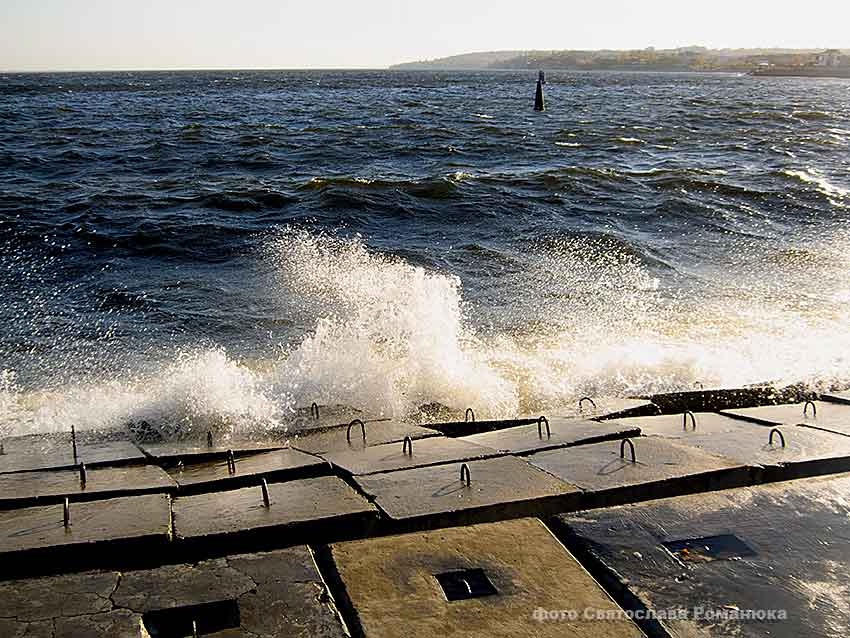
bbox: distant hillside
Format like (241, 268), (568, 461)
(391, 47), (847, 72)
(391, 51), (522, 70)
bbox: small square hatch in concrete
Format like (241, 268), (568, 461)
(354, 456), (581, 526)
(0, 493), (171, 575)
(328, 517), (643, 637)
(555, 473), (850, 637)
(173, 476), (377, 548)
(0, 464), (175, 508)
(528, 437), (748, 507)
(461, 417), (640, 455)
(662, 534), (757, 563)
(166, 448), (327, 494)
(435, 568), (498, 601)
(321, 436), (500, 476)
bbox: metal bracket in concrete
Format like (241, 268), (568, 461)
(166, 448), (329, 495)
(325, 517), (643, 638)
(0, 493), (172, 578)
(460, 417), (641, 455)
(353, 456), (581, 530)
(172, 476), (379, 552)
(551, 473), (850, 638)
(321, 436), (502, 476)
(0, 464), (176, 509)
(528, 436), (750, 509)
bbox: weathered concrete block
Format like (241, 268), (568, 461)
(528, 437), (749, 507)
(554, 473), (850, 637)
(173, 476), (378, 549)
(167, 448), (327, 494)
(461, 417), (640, 455)
(550, 397), (659, 421)
(610, 412), (748, 438)
(322, 436), (500, 476)
(290, 420), (440, 455)
(723, 401), (850, 436)
(354, 456), (581, 527)
(0, 493), (171, 576)
(328, 517), (643, 637)
(823, 390), (850, 405)
(0, 464), (175, 509)
(0, 432), (146, 475)
(139, 440), (284, 462)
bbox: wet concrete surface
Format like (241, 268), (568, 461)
(609, 412), (750, 439)
(139, 439), (285, 462)
(0, 545), (347, 637)
(173, 476), (378, 548)
(422, 417), (541, 437)
(528, 437), (749, 508)
(290, 420), (441, 455)
(722, 401), (850, 436)
(0, 432), (146, 475)
(327, 517), (643, 638)
(553, 473), (850, 638)
(0, 464), (175, 508)
(166, 448), (328, 494)
(354, 456), (581, 527)
(551, 397), (659, 421)
(461, 418), (641, 455)
(823, 390), (850, 405)
(322, 437), (501, 476)
(0, 493), (171, 575)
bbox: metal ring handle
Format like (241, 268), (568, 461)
(403, 436), (413, 455)
(804, 400), (817, 417)
(769, 428), (786, 448)
(460, 463), (471, 487)
(226, 449), (236, 474)
(311, 402), (320, 420)
(261, 478), (270, 507)
(347, 419), (366, 444)
(79, 463), (87, 487)
(206, 431), (213, 448)
(465, 408), (476, 423)
(537, 416), (551, 439)
(579, 397), (597, 413)
(683, 411), (697, 431)
(63, 498), (70, 529)
(71, 424), (78, 463)
(694, 381), (704, 390)
(620, 438), (636, 463)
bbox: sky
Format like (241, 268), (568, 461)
(2, 0), (849, 71)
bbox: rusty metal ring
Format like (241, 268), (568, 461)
(769, 428), (786, 448)
(683, 411), (697, 431)
(226, 449), (236, 474)
(311, 402), (320, 420)
(579, 397), (597, 413)
(460, 463), (471, 487)
(620, 438), (636, 463)
(206, 431), (213, 448)
(804, 400), (817, 417)
(347, 419), (366, 444)
(537, 416), (551, 439)
(403, 436), (413, 455)
(465, 408), (476, 423)
(261, 478), (270, 507)
(63, 498), (70, 529)
(79, 463), (87, 487)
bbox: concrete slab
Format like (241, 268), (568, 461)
(609, 412), (749, 439)
(0, 494), (171, 575)
(110, 546), (347, 637)
(461, 417), (641, 455)
(290, 420), (440, 455)
(823, 390), (850, 405)
(553, 397), (659, 420)
(291, 403), (389, 433)
(173, 476), (378, 548)
(354, 456), (581, 527)
(554, 473), (850, 638)
(166, 448), (327, 495)
(423, 417), (540, 437)
(528, 437), (749, 508)
(139, 439), (284, 462)
(0, 432), (146, 474)
(323, 437), (500, 476)
(722, 401), (850, 435)
(662, 425), (850, 481)
(648, 387), (791, 414)
(0, 464), (175, 509)
(328, 517), (642, 638)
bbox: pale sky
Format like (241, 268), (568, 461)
(2, 0), (849, 71)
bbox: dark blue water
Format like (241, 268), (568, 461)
(2, 70), (849, 434)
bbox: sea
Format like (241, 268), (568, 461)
(1, 69), (849, 437)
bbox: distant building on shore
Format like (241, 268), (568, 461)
(815, 49), (843, 67)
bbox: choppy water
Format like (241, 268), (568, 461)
(2, 70), (849, 437)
